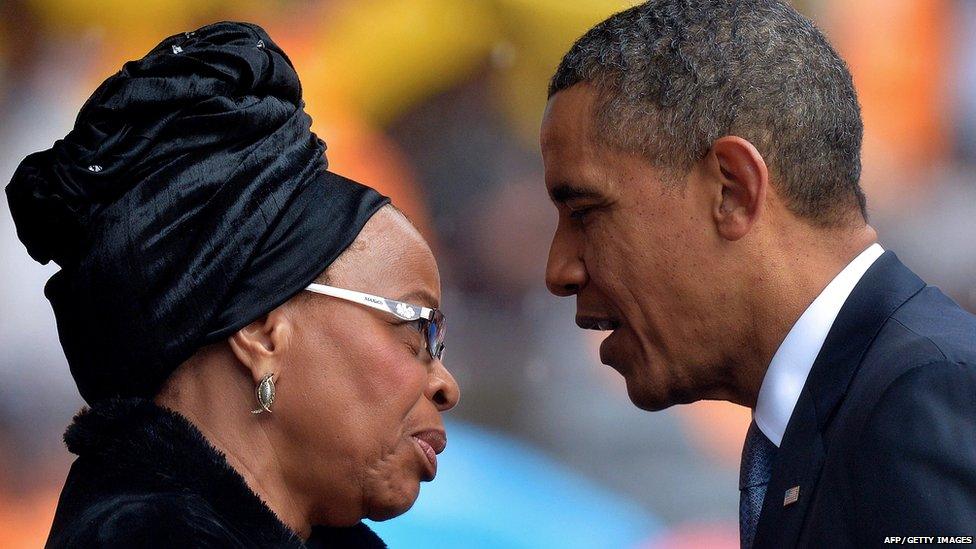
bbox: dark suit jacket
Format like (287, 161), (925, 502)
(754, 251), (976, 548)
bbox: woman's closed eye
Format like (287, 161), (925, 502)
(395, 321), (425, 355)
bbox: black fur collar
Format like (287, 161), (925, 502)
(64, 397), (385, 548)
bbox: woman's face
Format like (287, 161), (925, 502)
(275, 207), (459, 526)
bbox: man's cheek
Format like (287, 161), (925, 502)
(585, 247), (622, 294)
(589, 225), (633, 265)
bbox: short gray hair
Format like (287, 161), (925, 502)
(549, 0), (866, 226)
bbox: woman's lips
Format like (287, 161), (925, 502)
(411, 430), (446, 481)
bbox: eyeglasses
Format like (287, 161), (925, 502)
(304, 283), (446, 361)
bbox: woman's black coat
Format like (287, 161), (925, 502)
(45, 398), (387, 548)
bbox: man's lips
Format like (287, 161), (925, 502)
(411, 430), (446, 481)
(599, 328), (626, 370)
(576, 315), (622, 331)
(577, 315), (629, 370)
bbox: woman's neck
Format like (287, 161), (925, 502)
(154, 350), (314, 539)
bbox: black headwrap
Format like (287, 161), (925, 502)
(5, 22), (389, 404)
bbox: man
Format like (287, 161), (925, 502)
(541, 1), (976, 547)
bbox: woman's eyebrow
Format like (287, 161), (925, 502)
(397, 289), (439, 309)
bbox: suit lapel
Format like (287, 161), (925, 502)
(753, 385), (825, 548)
(752, 252), (925, 548)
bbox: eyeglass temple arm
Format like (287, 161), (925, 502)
(304, 283), (434, 321)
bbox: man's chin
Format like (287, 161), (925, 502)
(605, 346), (694, 410)
(627, 383), (674, 412)
(623, 376), (675, 411)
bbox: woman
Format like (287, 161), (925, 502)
(5, 22), (459, 548)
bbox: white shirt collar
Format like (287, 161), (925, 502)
(753, 243), (885, 446)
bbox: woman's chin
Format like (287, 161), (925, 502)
(365, 481), (421, 522)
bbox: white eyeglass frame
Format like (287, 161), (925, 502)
(303, 283), (435, 322)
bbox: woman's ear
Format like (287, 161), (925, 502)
(227, 307), (292, 384)
(706, 136), (769, 241)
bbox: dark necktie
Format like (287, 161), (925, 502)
(739, 420), (778, 549)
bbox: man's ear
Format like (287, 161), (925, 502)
(705, 136), (769, 241)
(227, 307), (292, 384)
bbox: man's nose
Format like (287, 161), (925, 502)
(545, 228), (587, 297)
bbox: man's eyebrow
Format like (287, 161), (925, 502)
(549, 183), (603, 204)
(397, 289), (439, 309)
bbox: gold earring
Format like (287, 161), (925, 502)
(250, 372), (276, 414)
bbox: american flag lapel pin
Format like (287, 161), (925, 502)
(784, 486), (800, 507)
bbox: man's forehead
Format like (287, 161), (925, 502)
(542, 88), (616, 202)
(541, 85), (599, 150)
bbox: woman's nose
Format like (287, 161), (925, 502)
(426, 360), (460, 412)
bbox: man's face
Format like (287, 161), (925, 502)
(541, 84), (730, 410)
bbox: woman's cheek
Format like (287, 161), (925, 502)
(367, 343), (427, 403)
